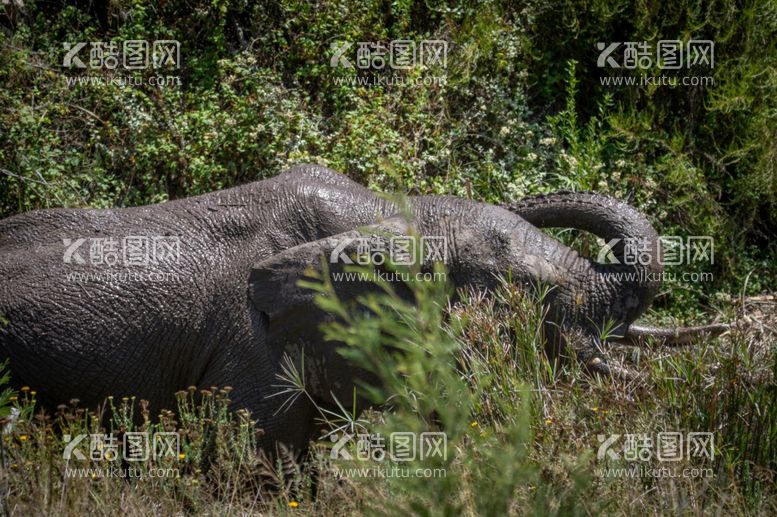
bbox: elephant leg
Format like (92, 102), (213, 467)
(196, 321), (322, 455)
(236, 217), (414, 451)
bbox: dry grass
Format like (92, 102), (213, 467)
(0, 281), (774, 516)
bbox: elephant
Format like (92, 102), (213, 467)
(0, 164), (726, 453)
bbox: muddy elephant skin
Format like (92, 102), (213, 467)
(1, 164), (698, 452)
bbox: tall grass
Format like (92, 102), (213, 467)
(0, 265), (774, 515)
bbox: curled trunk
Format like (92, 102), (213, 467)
(506, 192), (728, 356)
(505, 191), (663, 325)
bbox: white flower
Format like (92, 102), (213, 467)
(539, 137), (556, 146)
(526, 153), (538, 162)
(615, 159), (626, 168)
(499, 126), (511, 137)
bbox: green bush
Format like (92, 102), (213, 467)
(2, 0), (774, 310)
(1, 2), (776, 512)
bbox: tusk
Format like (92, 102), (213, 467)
(586, 356), (643, 383)
(621, 322), (730, 346)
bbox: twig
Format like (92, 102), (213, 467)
(0, 167), (50, 185)
(64, 103), (106, 125)
(738, 295), (777, 304)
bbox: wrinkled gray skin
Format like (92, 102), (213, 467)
(0, 164), (725, 453)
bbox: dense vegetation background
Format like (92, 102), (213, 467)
(1, 1), (776, 515)
(1, 0), (776, 308)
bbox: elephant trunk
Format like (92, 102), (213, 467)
(505, 192), (729, 348)
(504, 191), (663, 324)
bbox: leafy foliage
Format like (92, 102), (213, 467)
(1, 0), (774, 308)
(1, 1), (776, 514)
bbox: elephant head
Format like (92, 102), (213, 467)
(503, 192), (727, 355)
(249, 189), (727, 407)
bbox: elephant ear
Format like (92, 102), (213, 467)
(249, 219), (410, 345)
